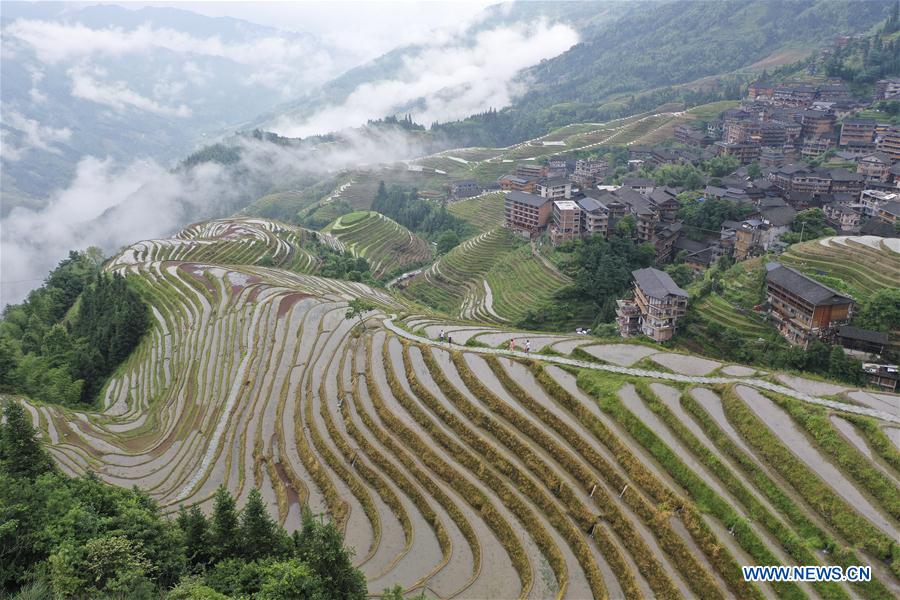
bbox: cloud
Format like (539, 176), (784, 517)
(3, 19), (342, 94)
(28, 69), (47, 103)
(1, 110), (72, 160)
(68, 65), (192, 117)
(270, 20), (578, 138)
(0, 127), (433, 307)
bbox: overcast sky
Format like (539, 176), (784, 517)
(99, 1), (498, 61)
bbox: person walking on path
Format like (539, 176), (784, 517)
(439, 329), (444, 343)
(509, 339), (516, 351)
(525, 339), (531, 354)
(448, 335), (453, 345)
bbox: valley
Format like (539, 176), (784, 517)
(7, 217), (898, 598)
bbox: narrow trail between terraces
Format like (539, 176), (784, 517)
(382, 316), (900, 425)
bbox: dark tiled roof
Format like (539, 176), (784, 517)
(766, 264), (852, 306)
(881, 200), (900, 216)
(541, 177), (570, 187)
(860, 219), (897, 236)
(505, 191), (548, 208)
(500, 175), (530, 185)
(761, 206), (797, 227)
(623, 177), (654, 187)
(759, 197), (788, 209)
(633, 267), (688, 298)
(861, 152), (893, 164)
(577, 196), (608, 213)
(837, 326), (888, 345)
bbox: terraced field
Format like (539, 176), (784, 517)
(323, 211), (431, 280)
(113, 217), (330, 273)
(11, 219), (900, 598)
(780, 236), (900, 303)
(12, 216), (900, 600)
(402, 228), (573, 323)
(448, 192), (505, 233)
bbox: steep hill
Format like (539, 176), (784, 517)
(781, 236), (900, 302)
(10, 219), (900, 598)
(322, 211), (431, 280)
(402, 227), (582, 326)
(435, 0), (894, 146)
(261, 0), (894, 148)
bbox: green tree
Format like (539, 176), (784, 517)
(0, 401), (52, 479)
(345, 299), (376, 331)
(0, 338), (19, 388)
(782, 208), (834, 243)
(240, 489), (284, 560)
(435, 229), (460, 254)
(257, 560), (328, 599)
(293, 507), (366, 599)
(177, 505), (211, 568)
(210, 486), (240, 560)
(855, 288), (900, 332)
(49, 535), (154, 599)
(664, 263), (694, 289)
(703, 155), (739, 177)
(747, 161), (762, 180)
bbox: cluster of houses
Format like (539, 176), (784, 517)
(613, 262), (896, 390)
(488, 80), (900, 267)
(476, 77), (900, 378)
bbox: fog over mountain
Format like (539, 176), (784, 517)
(0, 1), (583, 307)
(0, 2), (361, 208)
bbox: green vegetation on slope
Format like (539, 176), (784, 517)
(0, 253), (149, 407)
(447, 192), (505, 233)
(324, 210), (431, 280)
(0, 400), (367, 599)
(433, 0), (894, 146)
(401, 227), (576, 325)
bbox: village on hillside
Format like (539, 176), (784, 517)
(443, 68), (900, 389)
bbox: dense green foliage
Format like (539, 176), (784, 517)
(679, 195), (755, 236)
(308, 239), (374, 284)
(854, 288), (900, 333)
(825, 20), (900, 85)
(0, 400), (367, 599)
(0, 252), (149, 406)
(781, 208), (835, 243)
(371, 182), (470, 240)
(555, 226), (655, 324)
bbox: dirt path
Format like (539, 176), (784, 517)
(383, 316), (900, 425)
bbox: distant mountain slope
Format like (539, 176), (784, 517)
(261, 0), (893, 148)
(0, 3), (355, 209)
(434, 0), (895, 146)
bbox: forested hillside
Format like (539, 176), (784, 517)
(433, 0), (895, 146)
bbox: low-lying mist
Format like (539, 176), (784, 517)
(0, 126), (432, 307)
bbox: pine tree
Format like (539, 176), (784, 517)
(0, 400), (53, 479)
(177, 505), (211, 568)
(239, 488), (281, 560)
(209, 486), (240, 560)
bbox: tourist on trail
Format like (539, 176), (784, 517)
(510, 339), (516, 351)
(448, 335), (453, 345)
(525, 339), (531, 354)
(439, 329), (444, 343)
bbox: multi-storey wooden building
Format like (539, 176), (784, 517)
(504, 191), (551, 235)
(857, 152), (893, 182)
(876, 126), (900, 161)
(616, 268), (688, 342)
(499, 175), (537, 193)
(765, 263), (853, 347)
(839, 118), (876, 146)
